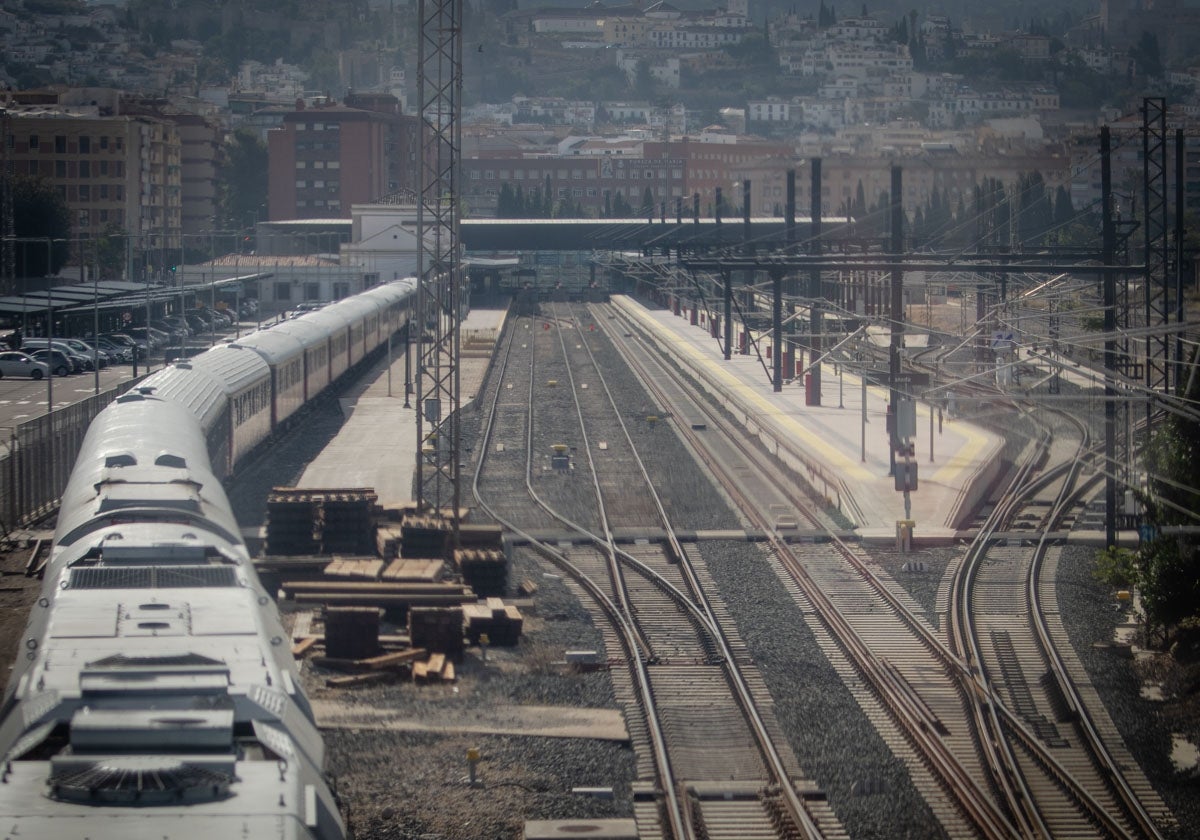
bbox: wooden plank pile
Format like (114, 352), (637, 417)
(408, 606), (465, 663)
(455, 522), (508, 596)
(413, 652), (456, 684)
(401, 513), (450, 558)
(324, 556), (385, 579)
(382, 558), (444, 582)
(265, 487), (378, 555)
(282, 580), (475, 619)
(319, 648), (429, 688)
(455, 548), (507, 597)
(463, 597), (524, 646)
(375, 525), (404, 559)
(324, 606), (381, 660)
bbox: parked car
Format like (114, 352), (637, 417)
(21, 338), (90, 372)
(182, 313), (208, 334)
(151, 319), (189, 341)
(160, 315), (194, 336)
(103, 333), (150, 359)
(239, 299), (259, 318)
(89, 336), (130, 363)
(58, 338), (109, 369)
(0, 350), (48, 380)
(30, 349), (74, 377)
(125, 326), (168, 349)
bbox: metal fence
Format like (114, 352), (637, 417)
(1, 378), (145, 533)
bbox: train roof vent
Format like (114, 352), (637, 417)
(156, 566), (238, 588)
(70, 566), (154, 589)
(154, 453), (187, 469)
(48, 756), (235, 805)
(68, 708), (235, 752)
(115, 391), (151, 403)
(104, 452), (137, 468)
(69, 566), (236, 589)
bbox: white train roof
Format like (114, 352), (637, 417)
(54, 393), (241, 551)
(138, 364), (229, 430)
(230, 329), (305, 366)
(255, 318), (329, 349)
(182, 344), (270, 394)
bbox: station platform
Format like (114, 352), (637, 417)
(296, 308), (508, 505)
(609, 295), (1005, 542)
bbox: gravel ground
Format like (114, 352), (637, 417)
(1056, 544), (1200, 840)
(217, 310), (1200, 839)
(699, 540), (946, 840)
(303, 548), (636, 840)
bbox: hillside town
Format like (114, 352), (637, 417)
(0, 0), (1195, 269)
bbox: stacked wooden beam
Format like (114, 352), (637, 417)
(265, 490), (320, 555)
(408, 605), (465, 662)
(455, 548), (508, 597)
(412, 652), (456, 684)
(282, 580), (474, 612)
(324, 556), (384, 580)
(463, 597), (524, 647)
(375, 525), (404, 560)
(324, 607), (381, 660)
(382, 558), (444, 582)
(321, 489), (378, 554)
(401, 513), (451, 558)
(265, 487), (378, 555)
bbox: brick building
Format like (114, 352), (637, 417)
(266, 96), (419, 221)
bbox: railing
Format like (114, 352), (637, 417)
(1, 378), (145, 533)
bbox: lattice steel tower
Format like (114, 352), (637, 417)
(1142, 97), (1170, 422)
(415, 0), (463, 529)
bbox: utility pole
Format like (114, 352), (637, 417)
(1101, 126), (1118, 549)
(888, 165), (904, 478)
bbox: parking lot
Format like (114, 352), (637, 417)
(0, 317), (250, 431)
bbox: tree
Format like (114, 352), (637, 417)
(1135, 367), (1200, 645)
(217, 130), (268, 231)
(1130, 31), (1163, 79)
(641, 187), (655, 218)
(7, 175), (71, 279)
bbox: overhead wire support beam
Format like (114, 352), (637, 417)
(416, 0), (463, 537)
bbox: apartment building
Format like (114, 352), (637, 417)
(266, 97), (419, 220)
(2, 106), (182, 250)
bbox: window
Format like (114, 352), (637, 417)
(55, 160), (66, 177)
(79, 185), (89, 201)
(313, 160), (325, 169)
(115, 162), (124, 177)
(80, 161), (89, 177)
(28, 135), (38, 149)
(275, 282), (291, 301)
(55, 136), (66, 153)
(100, 135), (108, 150)
(305, 283), (320, 300)
(295, 179), (307, 188)
(100, 185), (108, 199)
(79, 136), (90, 153)
(327, 161), (340, 169)
(296, 161), (307, 169)
(115, 186), (123, 200)
(313, 180), (324, 188)
(99, 160), (108, 176)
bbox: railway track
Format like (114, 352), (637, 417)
(471, 306), (842, 840)
(598, 298), (1175, 839)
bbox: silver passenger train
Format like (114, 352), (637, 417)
(0, 278), (417, 839)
